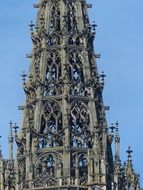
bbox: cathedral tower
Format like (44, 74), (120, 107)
(16, 0), (113, 189)
(0, 1), (141, 190)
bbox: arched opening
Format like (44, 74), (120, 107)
(50, 3), (60, 33)
(39, 101), (63, 148)
(70, 101), (91, 148)
(79, 154), (88, 177)
(34, 154), (57, 187)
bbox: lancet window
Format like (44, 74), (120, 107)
(34, 154), (57, 187)
(69, 50), (84, 95)
(49, 2), (60, 33)
(46, 51), (61, 81)
(39, 101), (63, 148)
(67, 2), (78, 32)
(18, 158), (26, 183)
(79, 154), (88, 176)
(68, 50), (84, 84)
(70, 101), (92, 148)
(71, 153), (88, 185)
(43, 51), (62, 96)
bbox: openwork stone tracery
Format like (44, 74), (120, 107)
(0, 1), (141, 190)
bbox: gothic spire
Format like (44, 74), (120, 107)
(0, 1), (141, 190)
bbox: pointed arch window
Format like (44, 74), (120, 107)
(50, 2), (60, 33)
(70, 101), (91, 148)
(46, 51), (61, 81)
(43, 51), (62, 96)
(71, 153), (88, 185)
(39, 101), (63, 148)
(67, 2), (78, 32)
(34, 154), (57, 187)
(68, 50), (84, 84)
(79, 154), (88, 177)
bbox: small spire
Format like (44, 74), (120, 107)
(114, 122), (120, 161)
(9, 121), (13, 138)
(91, 21), (98, 31)
(13, 123), (19, 137)
(115, 121), (120, 138)
(95, 54), (101, 59)
(109, 123), (116, 136)
(115, 121), (119, 128)
(87, 4), (92, 8)
(8, 121), (14, 161)
(21, 71), (27, 85)
(126, 146), (133, 162)
(29, 20), (35, 33)
(126, 147), (134, 177)
(105, 106), (110, 111)
(100, 71), (106, 82)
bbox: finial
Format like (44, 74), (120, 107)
(21, 71), (27, 85)
(13, 123), (19, 137)
(33, 3), (40, 8)
(26, 54), (32, 59)
(9, 121), (13, 135)
(18, 106), (24, 111)
(29, 74), (33, 83)
(95, 54), (101, 59)
(29, 21), (35, 33)
(9, 121), (14, 140)
(105, 106), (110, 111)
(9, 121), (14, 161)
(115, 121), (119, 129)
(100, 71), (106, 82)
(115, 121), (120, 136)
(123, 161), (127, 168)
(126, 146), (133, 161)
(115, 121), (120, 142)
(109, 123), (116, 137)
(87, 4), (92, 8)
(91, 21), (98, 31)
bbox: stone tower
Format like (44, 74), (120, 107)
(0, 1), (141, 190)
(16, 0), (113, 189)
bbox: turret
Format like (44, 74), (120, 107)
(8, 121), (14, 161)
(125, 146), (141, 190)
(114, 121), (120, 162)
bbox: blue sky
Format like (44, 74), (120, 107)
(0, 0), (142, 184)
